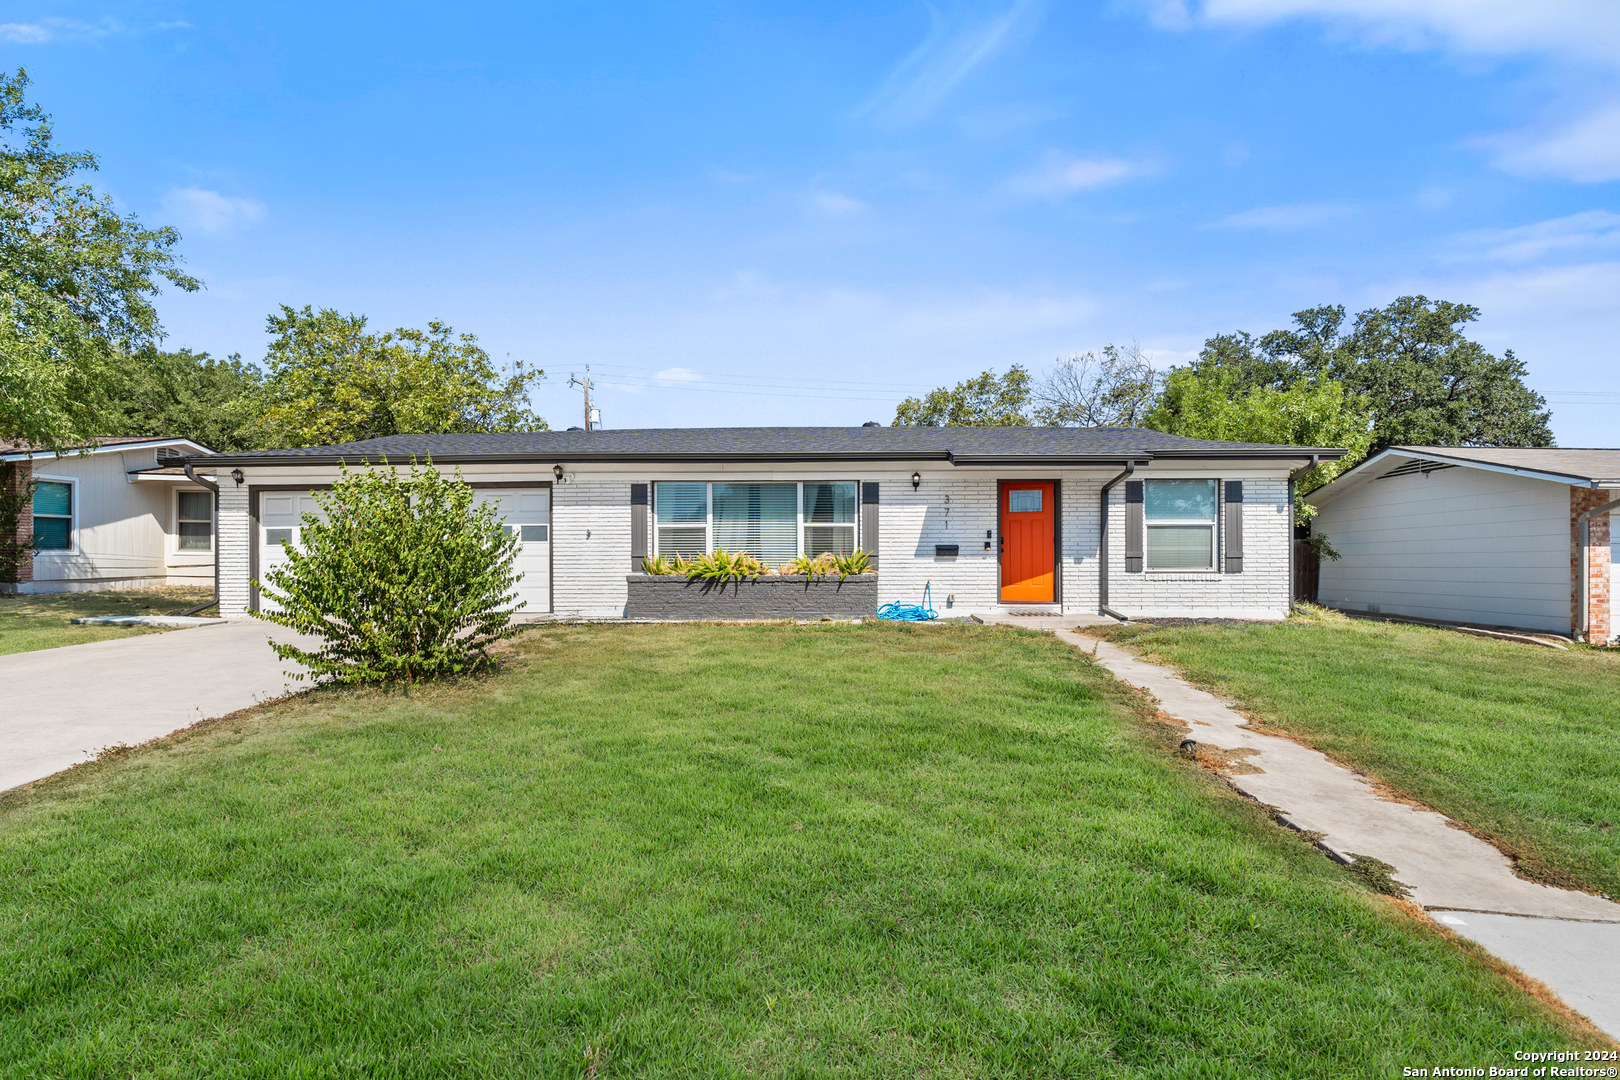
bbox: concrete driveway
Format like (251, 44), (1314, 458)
(1, 620), (315, 792)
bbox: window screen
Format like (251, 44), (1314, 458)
(1145, 479), (1215, 570)
(177, 491), (212, 551)
(32, 481), (71, 550)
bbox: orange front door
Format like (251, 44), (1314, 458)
(1000, 481), (1055, 603)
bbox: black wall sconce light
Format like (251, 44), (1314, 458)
(553, 464), (565, 481)
(911, 471), (921, 490)
(230, 468), (245, 486)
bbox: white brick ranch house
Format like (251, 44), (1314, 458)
(193, 427), (1343, 621)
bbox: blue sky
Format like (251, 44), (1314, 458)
(7, 0), (1619, 443)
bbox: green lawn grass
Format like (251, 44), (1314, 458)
(1088, 608), (1620, 901)
(0, 586), (215, 656)
(0, 622), (1599, 1076)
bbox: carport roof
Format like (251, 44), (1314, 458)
(193, 427), (1344, 467)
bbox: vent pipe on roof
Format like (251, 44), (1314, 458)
(1576, 495), (1620, 643)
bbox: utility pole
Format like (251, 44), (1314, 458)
(568, 366), (600, 430)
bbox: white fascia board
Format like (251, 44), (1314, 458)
(132, 472), (217, 482)
(1, 438), (215, 462)
(1308, 447), (1616, 506)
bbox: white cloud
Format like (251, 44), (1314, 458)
(160, 188), (267, 235)
(1446, 210), (1620, 262)
(1210, 202), (1355, 230)
(1138, 1), (1620, 184)
(859, 0), (1043, 125)
(1483, 102), (1620, 183)
(812, 191), (864, 218)
(0, 23), (51, 43)
(654, 367), (703, 385)
(1159, 0), (1620, 65)
(1004, 153), (1158, 198)
(0, 17), (124, 44)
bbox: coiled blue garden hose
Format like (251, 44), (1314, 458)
(876, 583), (939, 622)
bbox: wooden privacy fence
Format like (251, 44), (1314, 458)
(1293, 540), (1320, 603)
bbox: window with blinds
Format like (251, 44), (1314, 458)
(177, 491), (212, 551)
(1144, 479), (1215, 570)
(654, 481), (859, 563)
(32, 481), (72, 550)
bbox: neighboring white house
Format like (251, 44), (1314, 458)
(1, 437), (218, 595)
(1306, 446), (1620, 642)
(194, 427), (1340, 622)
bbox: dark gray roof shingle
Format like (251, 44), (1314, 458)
(195, 426), (1344, 465)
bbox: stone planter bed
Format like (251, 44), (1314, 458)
(625, 573), (878, 621)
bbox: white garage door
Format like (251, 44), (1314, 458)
(256, 488), (551, 616)
(477, 488), (551, 615)
(257, 492), (326, 614)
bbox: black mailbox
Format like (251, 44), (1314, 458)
(934, 544), (959, 557)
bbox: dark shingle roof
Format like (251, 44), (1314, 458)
(194, 427), (1344, 466)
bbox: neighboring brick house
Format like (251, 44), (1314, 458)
(194, 427), (1340, 622)
(0, 437), (219, 594)
(1307, 447), (1620, 643)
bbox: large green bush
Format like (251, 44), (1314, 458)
(254, 460), (523, 683)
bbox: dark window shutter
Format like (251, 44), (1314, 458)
(1124, 480), (1144, 573)
(1224, 480), (1243, 573)
(630, 483), (649, 570)
(861, 482), (879, 567)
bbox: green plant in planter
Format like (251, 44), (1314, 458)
(833, 549), (872, 577)
(685, 548), (767, 581)
(252, 458), (523, 684)
(642, 554), (679, 575)
(784, 553), (833, 578)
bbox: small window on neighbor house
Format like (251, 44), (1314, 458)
(177, 491), (212, 551)
(32, 481), (72, 550)
(1145, 479), (1216, 570)
(265, 528), (294, 546)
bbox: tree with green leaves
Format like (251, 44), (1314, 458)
(1185, 297), (1551, 452)
(892, 365), (1032, 427)
(0, 69), (200, 453)
(256, 306), (546, 448)
(106, 348), (265, 452)
(253, 460), (525, 684)
(1145, 369), (1373, 526)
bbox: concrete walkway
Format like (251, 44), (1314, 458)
(976, 615), (1620, 1040)
(1, 621), (314, 792)
(1060, 629), (1620, 1041)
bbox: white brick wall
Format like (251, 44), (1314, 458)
(877, 473), (1000, 614)
(551, 481), (632, 617)
(218, 484), (252, 617)
(1103, 477), (1291, 619)
(211, 463), (1294, 621)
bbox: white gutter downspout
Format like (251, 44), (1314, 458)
(1287, 454), (1320, 612)
(1099, 461), (1136, 622)
(1576, 494), (1620, 643)
(183, 461), (221, 617)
